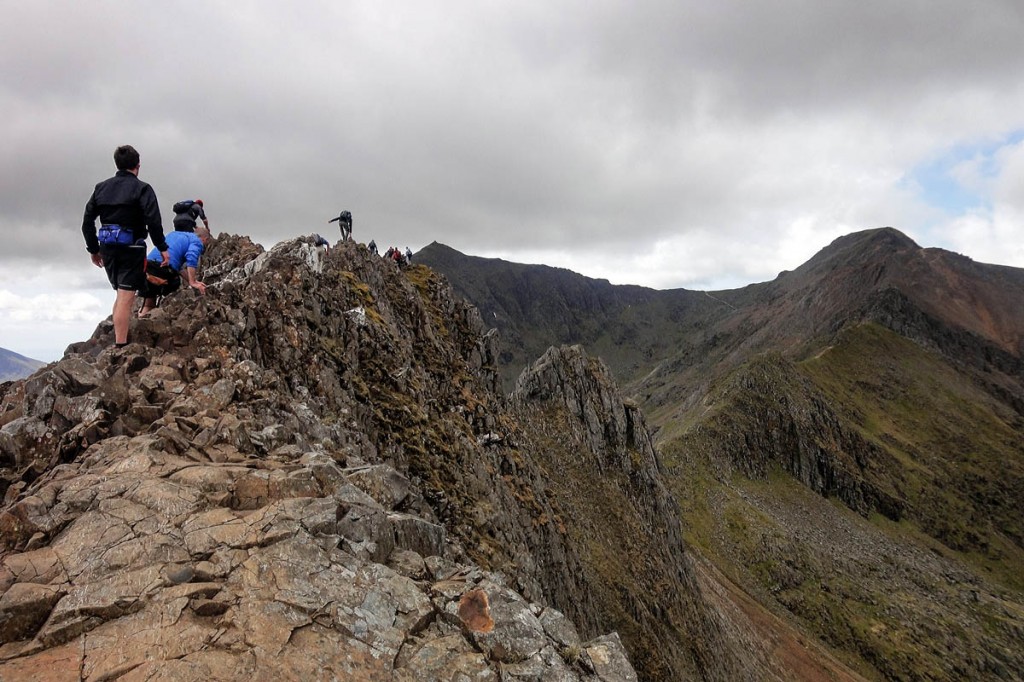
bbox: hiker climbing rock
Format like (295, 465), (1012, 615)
(405, 247), (413, 264)
(368, 239), (378, 255)
(82, 144), (169, 348)
(172, 198), (209, 233)
(310, 233), (330, 253)
(138, 226), (212, 317)
(329, 210), (352, 241)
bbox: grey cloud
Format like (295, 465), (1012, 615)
(2, 0), (1023, 309)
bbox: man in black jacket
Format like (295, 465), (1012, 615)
(82, 145), (169, 348)
(328, 210), (352, 241)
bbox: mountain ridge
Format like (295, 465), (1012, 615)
(417, 226), (1024, 679)
(0, 348), (45, 383)
(2, 235), (815, 681)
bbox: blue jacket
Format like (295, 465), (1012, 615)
(148, 231), (204, 270)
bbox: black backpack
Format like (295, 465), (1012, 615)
(172, 200), (195, 214)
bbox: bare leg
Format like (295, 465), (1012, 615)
(112, 288), (136, 344)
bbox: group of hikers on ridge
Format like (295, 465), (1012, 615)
(82, 145), (213, 348)
(325, 211), (413, 266)
(82, 144), (416, 349)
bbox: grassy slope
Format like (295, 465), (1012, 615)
(661, 322), (1024, 680)
(800, 323), (1024, 579)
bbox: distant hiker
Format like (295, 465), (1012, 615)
(329, 210), (353, 241)
(138, 227), (212, 317)
(172, 199), (209, 233)
(311, 233), (330, 253)
(82, 144), (169, 348)
(368, 239), (378, 255)
(384, 246), (395, 260)
(390, 246), (407, 267)
(405, 247), (413, 264)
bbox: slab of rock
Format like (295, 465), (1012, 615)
(0, 582), (64, 642)
(584, 633), (638, 682)
(346, 464), (413, 510)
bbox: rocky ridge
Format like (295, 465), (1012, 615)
(0, 234), (787, 681)
(417, 229), (1024, 680)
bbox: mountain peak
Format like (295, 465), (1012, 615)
(799, 226), (920, 274)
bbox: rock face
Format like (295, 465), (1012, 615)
(0, 236), (736, 680)
(418, 229), (1024, 680)
(681, 352), (906, 521)
(511, 346), (747, 681)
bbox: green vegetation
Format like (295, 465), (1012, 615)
(800, 322), (1024, 586)
(659, 322), (1024, 680)
(421, 234), (1024, 680)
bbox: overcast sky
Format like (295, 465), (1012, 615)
(3, 1), (1024, 362)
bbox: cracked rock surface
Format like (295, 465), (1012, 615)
(0, 237), (646, 680)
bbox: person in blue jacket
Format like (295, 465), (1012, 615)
(138, 226), (212, 317)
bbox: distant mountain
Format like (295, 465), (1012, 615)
(418, 228), (1024, 393)
(418, 227), (1024, 680)
(415, 241), (719, 388)
(0, 346), (45, 382)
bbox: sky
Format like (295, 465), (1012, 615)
(2, 1), (1024, 362)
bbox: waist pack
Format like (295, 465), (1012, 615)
(140, 260), (183, 301)
(97, 224), (136, 246)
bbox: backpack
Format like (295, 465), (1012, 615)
(172, 200), (195, 214)
(339, 210), (352, 226)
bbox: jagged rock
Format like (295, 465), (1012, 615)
(584, 633), (638, 682)
(345, 463), (413, 510)
(387, 548), (428, 580)
(389, 511), (446, 558)
(394, 633), (497, 681)
(0, 582), (64, 642)
(511, 344), (741, 680)
(0, 417), (57, 473)
(540, 607), (582, 650)
(0, 237), (659, 681)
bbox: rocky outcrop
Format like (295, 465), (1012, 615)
(862, 286), (1024, 415)
(0, 236), (651, 680)
(0, 437), (641, 680)
(679, 353), (905, 520)
(511, 346), (750, 681)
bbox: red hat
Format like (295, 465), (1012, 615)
(196, 199), (204, 206)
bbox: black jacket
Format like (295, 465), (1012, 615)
(82, 170), (168, 254)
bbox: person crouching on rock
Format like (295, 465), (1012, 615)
(138, 226), (212, 317)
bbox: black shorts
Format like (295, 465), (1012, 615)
(173, 218), (195, 233)
(139, 261), (182, 299)
(100, 243), (146, 291)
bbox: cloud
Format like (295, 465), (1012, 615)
(2, 1), (1024, 357)
(0, 285), (105, 362)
